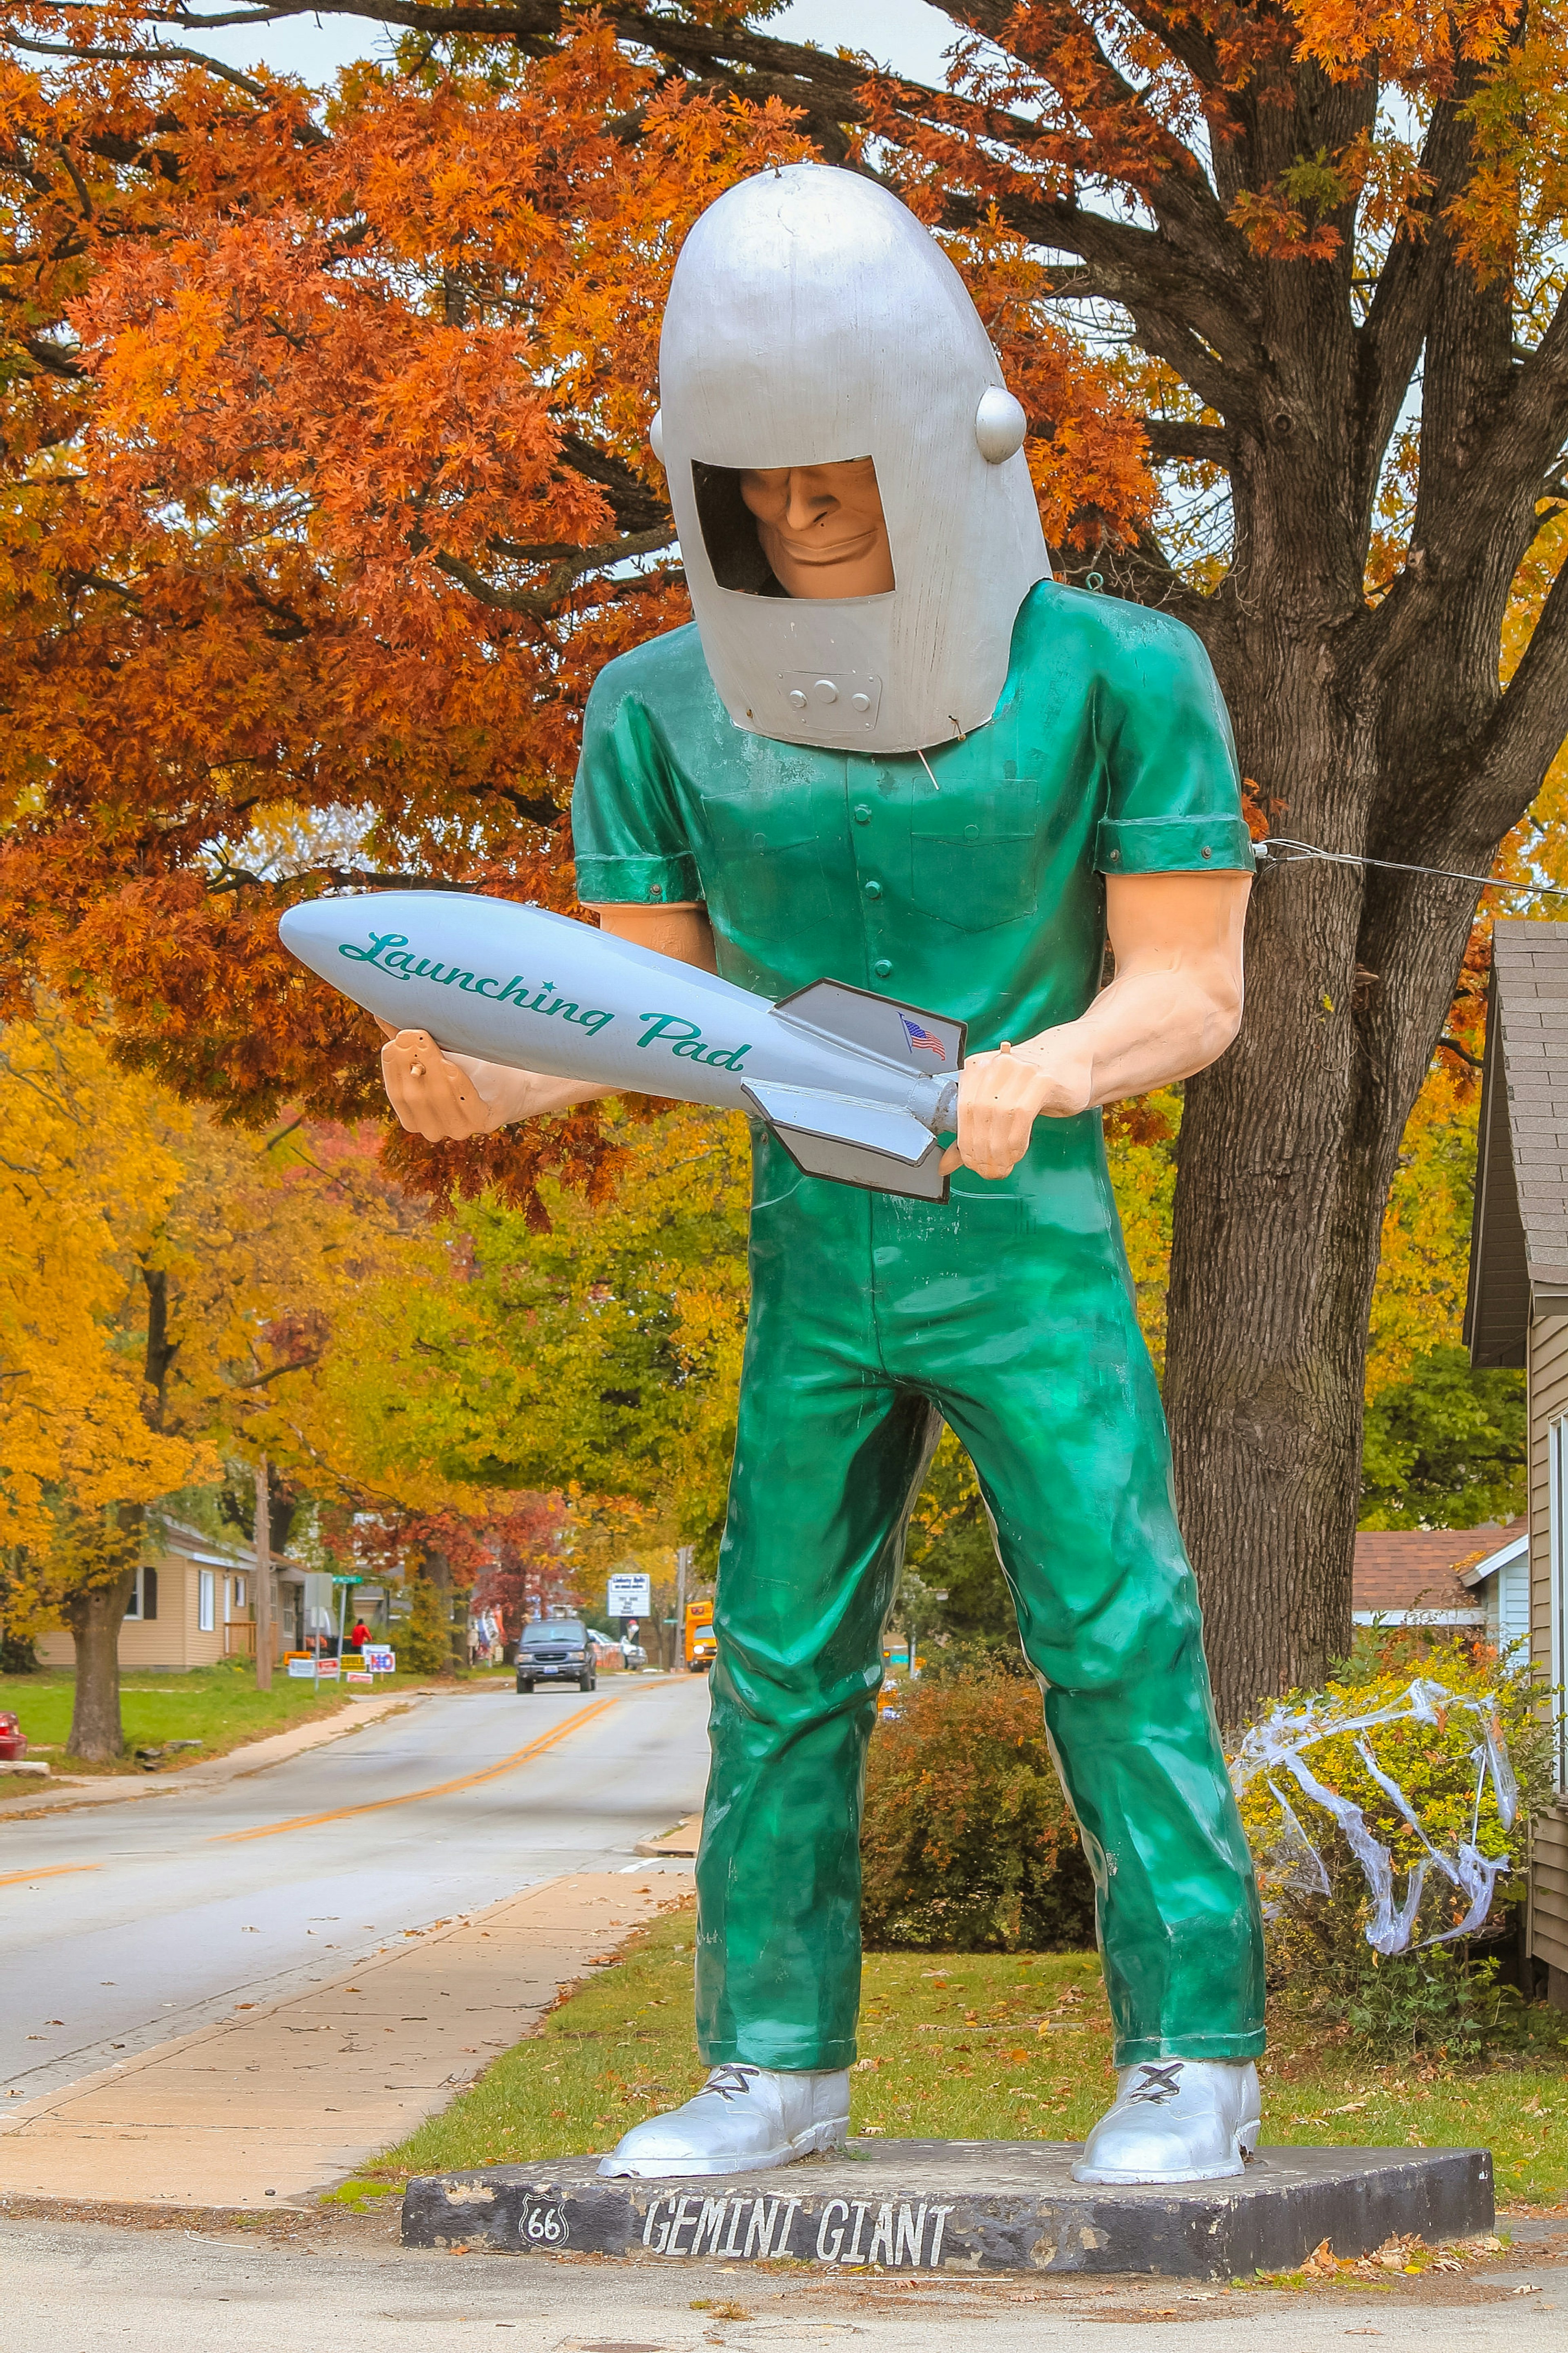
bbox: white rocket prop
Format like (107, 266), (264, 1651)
(279, 894), (965, 1202)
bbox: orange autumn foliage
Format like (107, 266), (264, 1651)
(0, 15), (1165, 1215)
(0, 29), (810, 1204)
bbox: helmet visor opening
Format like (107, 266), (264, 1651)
(692, 456), (896, 600)
(692, 461), (786, 594)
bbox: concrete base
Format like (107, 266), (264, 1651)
(402, 2137), (1494, 2278)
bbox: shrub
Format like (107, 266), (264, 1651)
(860, 1658), (1097, 1953)
(1231, 1632), (1555, 2052)
(1342, 1946), (1518, 2060)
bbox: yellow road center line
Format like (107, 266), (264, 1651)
(211, 1695), (620, 1844)
(0, 1862), (102, 1888)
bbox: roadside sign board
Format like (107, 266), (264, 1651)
(607, 1572), (651, 1617)
(286, 1657), (316, 1679)
(363, 1646), (396, 1674)
(315, 1657), (340, 1679)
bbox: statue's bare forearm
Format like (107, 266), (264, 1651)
(945, 871), (1251, 1181)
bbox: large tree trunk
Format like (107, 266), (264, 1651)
(1167, 840), (1478, 1725)
(65, 1568), (136, 1762)
(1163, 190), (1551, 1725)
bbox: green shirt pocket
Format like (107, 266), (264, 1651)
(700, 794), (837, 939)
(909, 777), (1041, 932)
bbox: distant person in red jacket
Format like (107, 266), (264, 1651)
(350, 1619), (371, 1652)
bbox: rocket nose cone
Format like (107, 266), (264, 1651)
(276, 899), (336, 974)
(279, 890), (433, 993)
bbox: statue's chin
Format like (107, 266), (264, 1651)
(771, 555), (894, 600)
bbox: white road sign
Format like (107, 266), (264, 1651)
(607, 1572), (652, 1618)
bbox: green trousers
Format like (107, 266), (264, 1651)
(694, 1122), (1266, 2072)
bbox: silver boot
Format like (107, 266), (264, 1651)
(597, 2062), (850, 2179)
(1071, 2058), (1261, 2185)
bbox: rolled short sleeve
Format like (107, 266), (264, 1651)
(572, 665), (702, 906)
(1092, 614), (1255, 878)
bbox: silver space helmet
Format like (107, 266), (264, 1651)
(652, 163), (1050, 756)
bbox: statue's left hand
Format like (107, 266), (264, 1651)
(379, 1025), (508, 1139)
(941, 1038), (1093, 1181)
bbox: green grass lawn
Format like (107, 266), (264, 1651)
(362, 1900), (1568, 2208)
(0, 1660), (456, 1773)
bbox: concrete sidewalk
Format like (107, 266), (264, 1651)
(0, 1869), (677, 2206)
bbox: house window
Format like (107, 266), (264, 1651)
(1550, 1418), (1568, 1789)
(123, 1563), (158, 1622)
(229, 1575), (247, 1615)
(198, 1569), (215, 1633)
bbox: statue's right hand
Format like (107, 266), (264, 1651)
(378, 1026), (503, 1141)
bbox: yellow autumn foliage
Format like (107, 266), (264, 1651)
(0, 1015), (209, 1564)
(0, 1009), (457, 1650)
(1365, 1057), (1483, 1398)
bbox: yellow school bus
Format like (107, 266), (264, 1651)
(685, 1599), (717, 1671)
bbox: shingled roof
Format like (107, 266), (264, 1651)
(1352, 1520), (1520, 1619)
(1465, 920), (1568, 1369)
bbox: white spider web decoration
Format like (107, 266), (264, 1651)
(1229, 1678), (1519, 1956)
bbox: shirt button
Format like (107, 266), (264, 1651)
(853, 804), (872, 825)
(873, 959), (893, 979)
(1201, 845), (1213, 859)
(863, 880), (883, 901)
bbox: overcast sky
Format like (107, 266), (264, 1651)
(175, 2), (958, 92)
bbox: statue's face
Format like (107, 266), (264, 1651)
(738, 457), (895, 599)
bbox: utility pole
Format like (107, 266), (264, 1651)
(253, 1454), (273, 1691)
(675, 1544), (693, 1673)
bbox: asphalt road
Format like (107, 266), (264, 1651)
(0, 1674), (710, 2106)
(2, 2210), (1562, 2353)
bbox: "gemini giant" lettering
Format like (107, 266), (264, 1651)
(637, 2193), (956, 2268)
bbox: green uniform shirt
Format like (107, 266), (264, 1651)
(572, 580), (1252, 1061)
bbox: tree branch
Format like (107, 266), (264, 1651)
(555, 433), (668, 535)
(433, 525), (675, 616)
(1497, 285), (1568, 482)
(1355, 95), (1475, 498)
(938, 187), (1260, 417)
(15, 331), (87, 381)
(4, 27), (299, 107)
(1143, 418), (1231, 465)
(1470, 545), (1568, 835)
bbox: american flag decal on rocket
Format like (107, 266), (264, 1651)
(901, 1016), (947, 1061)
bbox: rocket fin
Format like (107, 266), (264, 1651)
(772, 979), (965, 1076)
(741, 1081), (949, 1203)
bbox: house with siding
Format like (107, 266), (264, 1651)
(1454, 1525), (1532, 1653)
(36, 1521), (307, 1673)
(1465, 918), (1568, 1998)
(1352, 1520), (1527, 1647)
